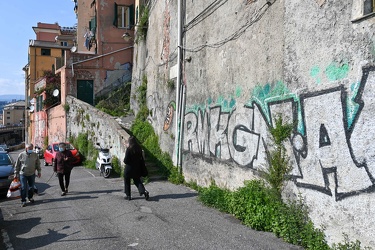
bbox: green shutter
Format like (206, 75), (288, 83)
(113, 2), (118, 26)
(129, 4), (135, 26)
(90, 17), (96, 33)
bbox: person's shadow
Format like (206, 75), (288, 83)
(4, 217), (72, 249)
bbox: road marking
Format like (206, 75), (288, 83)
(84, 169), (96, 178)
(1, 229), (14, 250)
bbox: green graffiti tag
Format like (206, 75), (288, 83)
(325, 62), (349, 81)
(248, 81), (304, 133)
(186, 90), (238, 114)
(185, 62), (361, 137)
(346, 82), (361, 130)
(310, 66), (321, 84)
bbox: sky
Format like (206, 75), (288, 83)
(0, 0), (77, 98)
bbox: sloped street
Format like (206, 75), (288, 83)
(0, 150), (302, 250)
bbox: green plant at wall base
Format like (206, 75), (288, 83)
(112, 156), (122, 176)
(70, 132), (89, 162)
(197, 180), (330, 249)
(69, 132), (98, 169)
(332, 234), (372, 250)
(135, 5), (149, 43)
(260, 115), (294, 197)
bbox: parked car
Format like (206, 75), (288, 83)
(44, 142), (81, 166)
(0, 151), (14, 196)
(0, 144), (9, 152)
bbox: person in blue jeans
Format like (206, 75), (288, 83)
(15, 143), (41, 207)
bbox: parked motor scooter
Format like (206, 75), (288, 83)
(95, 143), (113, 178)
(34, 145), (44, 159)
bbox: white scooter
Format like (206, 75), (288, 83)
(95, 143), (113, 178)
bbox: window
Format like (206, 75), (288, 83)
(113, 3), (134, 28)
(60, 41), (68, 46)
(364, 0), (375, 15)
(36, 95), (43, 112)
(41, 48), (51, 56)
(89, 16), (97, 34)
(352, 0), (375, 22)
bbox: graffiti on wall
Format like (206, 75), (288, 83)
(163, 101), (176, 131)
(183, 65), (375, 201)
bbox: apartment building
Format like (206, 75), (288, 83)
(28, 0), (135, 145)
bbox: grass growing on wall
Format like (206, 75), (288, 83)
(129, 74), (183, 183)
(95, 82), (132, 117)
(135, 5), (149, 43)
(69, 132), (120, 176)
(260, 115), (294, 197)
(131, 118), (183, 184)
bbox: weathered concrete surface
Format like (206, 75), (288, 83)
(131, 0), (375, 247)
(66, 95), (130, 166)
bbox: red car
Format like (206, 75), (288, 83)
(44, 142), (81, 166)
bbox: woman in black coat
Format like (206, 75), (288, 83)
(123, 136), (149, 200)
(53, 142), (74, 196)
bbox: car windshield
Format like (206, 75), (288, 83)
(0, 153), (12, 165)
(53, 143), (75, 151)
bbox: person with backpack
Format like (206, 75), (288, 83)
(123, 136), (149, 201)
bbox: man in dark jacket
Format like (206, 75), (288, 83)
(53, 143), (73, 196)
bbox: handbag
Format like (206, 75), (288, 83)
(140, 156), (148, 177)
(7, 177), (21, 199)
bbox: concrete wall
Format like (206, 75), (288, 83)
(66, 95), (130, 165)
(132, 0), (375, 247)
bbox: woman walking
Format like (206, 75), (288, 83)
(123, 136), (149, 201)
(53, 142), (74, 196)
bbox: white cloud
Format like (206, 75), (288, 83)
(0, 78), (25, 96)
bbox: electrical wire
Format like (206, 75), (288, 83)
(184, 0), (228, 32)
(182, 2), (271, 53)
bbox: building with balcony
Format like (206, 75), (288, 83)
(24, 22), (76, 145)
(28, 1), (135, 146)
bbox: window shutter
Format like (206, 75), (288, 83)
(129, 4), (135, 26)
(113, 2), (118, 26)
(90, 16), (97, 34)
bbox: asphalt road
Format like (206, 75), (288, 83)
(0, 149), (303, 250)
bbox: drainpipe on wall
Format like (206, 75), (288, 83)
(175, 0), (183, 171)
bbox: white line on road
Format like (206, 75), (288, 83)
(1, 229), (14, 250)
(84, 169), (96, 178)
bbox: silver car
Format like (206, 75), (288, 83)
(0, 144), (9, 152)
(0, 152), (14, 196)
